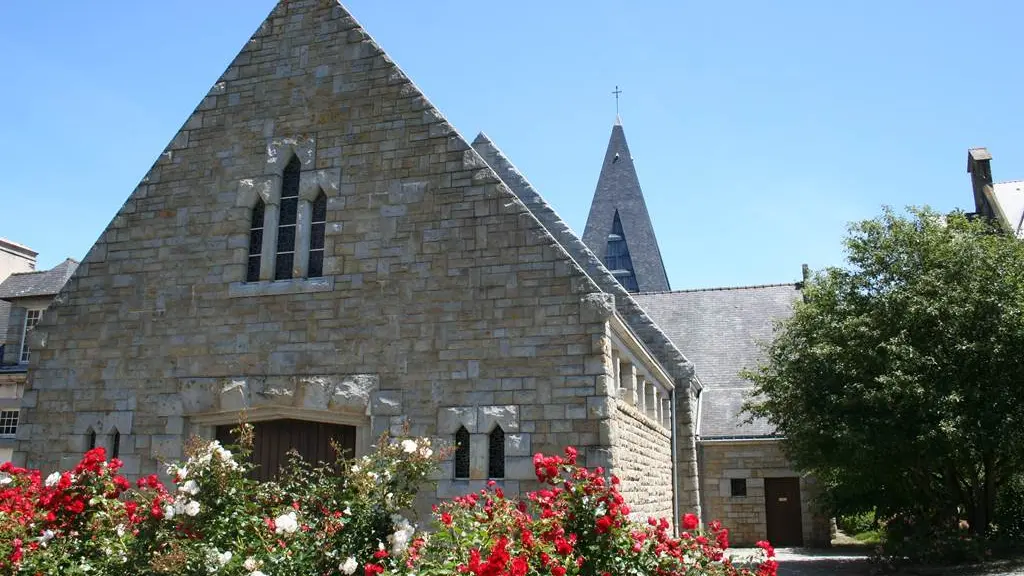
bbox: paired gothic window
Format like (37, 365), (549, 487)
(488, 426), (505, 479)
(454, 426), (470, 480)
(452, 425), (505, 480)
(245, 155), (327, 283)
(605, 211), (638, 292)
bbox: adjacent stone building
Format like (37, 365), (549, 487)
(0, 239), (38, 359)
(967, 147), (1024, 234)
(0, 257), (77, 463)
(14, 0), (701, 524)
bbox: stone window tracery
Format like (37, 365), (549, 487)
(240, 144), (337, 287)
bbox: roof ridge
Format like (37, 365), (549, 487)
(7, 257), (80, 278)
(636, 282), (801, 295)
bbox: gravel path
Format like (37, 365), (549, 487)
(726, 548), (1024, 576)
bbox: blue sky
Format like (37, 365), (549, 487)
(2, 1), (1022, 289)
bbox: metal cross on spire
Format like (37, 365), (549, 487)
(612, 85), (622, 115)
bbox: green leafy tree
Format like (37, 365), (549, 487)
(745, 207), (1024, 538)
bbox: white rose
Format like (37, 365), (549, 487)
(249, 572), (268, 576)
(421, 448), (433, 458)
(217, 550), (232, 566)
(173, 499), (186, 515)
(401, 439), (417, 453)
(343, 506), (351, 516)
(163, 505), (175, 520)
(179, 480), (200, 495)
(0, 477), (11, 486)
(243, 557), (258, 571)
(45, 472), (61, 488)
(340, 556), (358, 575)
(273, 511), (298, 534)
(185, 500), (201, 517)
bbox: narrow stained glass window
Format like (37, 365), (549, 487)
(112, 429), (121, 460)
(247, 198), (265, 282)
(275, 155), (301, 280)
(488, 425), (505, 479)
(87, 429), (96, 451)
(605, 211), (639, 292)
(308, 192), (326, 278)
(454, 426), (470, 480)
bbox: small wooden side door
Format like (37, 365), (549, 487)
(764, 477), (804, 546)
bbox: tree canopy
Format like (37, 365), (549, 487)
(745, 207), (1024, 537)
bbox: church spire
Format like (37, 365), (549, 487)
(581, 120), (671, 293)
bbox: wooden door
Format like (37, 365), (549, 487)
(764, 477), (804, 546)
(216, 419), (356, 481)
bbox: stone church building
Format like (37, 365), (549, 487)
(14, 0), (829, 546)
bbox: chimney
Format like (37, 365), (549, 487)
(967, 148), (994, 218)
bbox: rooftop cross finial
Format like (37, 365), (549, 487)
(612, 85), (622, 115)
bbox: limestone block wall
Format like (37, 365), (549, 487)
(13, 0), (649, 517)
(610, 402), (674, 523)
(699, 440), (830, 546)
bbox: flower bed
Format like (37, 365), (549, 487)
(0, 429), (776, 575)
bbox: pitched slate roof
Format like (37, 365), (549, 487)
(0, 259), (78, 301)
(582, 121), (670, 293)
(472, 132), (698, 391)
(633, 283), (801, 438)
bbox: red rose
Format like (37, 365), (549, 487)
(441, 512), (453, 526)
(682, 513), (699, 530)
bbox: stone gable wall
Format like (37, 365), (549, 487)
(699, 440), (831, 546)
(14, 0), (647, 518)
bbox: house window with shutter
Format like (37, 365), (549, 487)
(0, 411), (18, 438)
(20, 309), (43, 363)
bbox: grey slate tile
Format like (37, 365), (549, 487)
(0, 259), (78, 301)
(634, 283), (801, 437)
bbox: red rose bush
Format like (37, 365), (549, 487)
(0, 434), (776, 576)
(399, 446), (777, 576)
